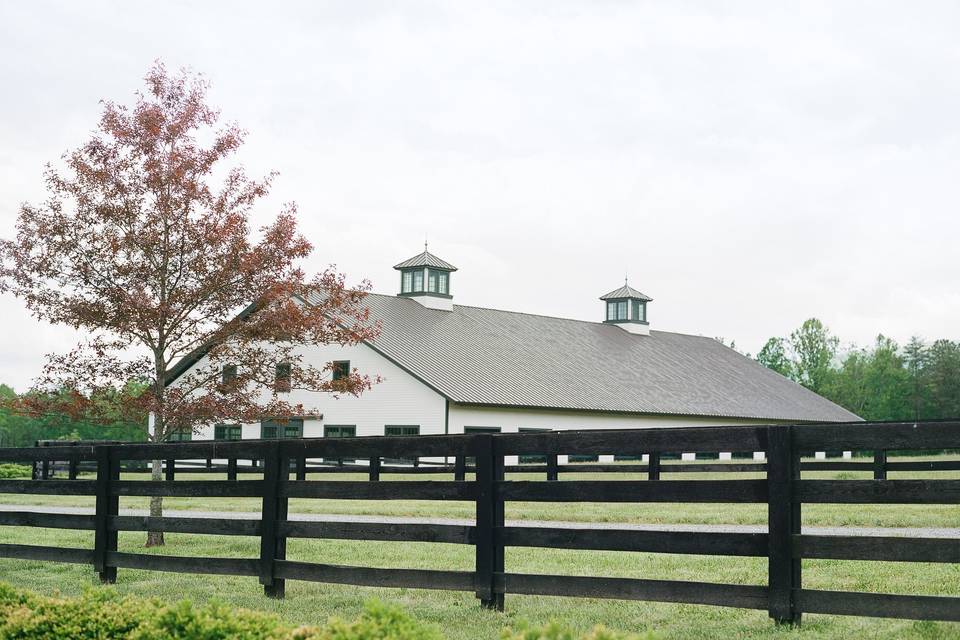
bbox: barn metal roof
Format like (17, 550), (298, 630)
(297, 291), (860, 423)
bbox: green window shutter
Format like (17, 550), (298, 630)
(324, 425), (356, 438)
(385, 425), (419, 436)
(215, 424), (242, 440)
(167, 429), (192, 442)
(262, 419), (302, 439)
(260, 422), (278, 439)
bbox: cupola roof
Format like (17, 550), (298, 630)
(599, 283), (652, 302)
(393, 250), (458, 271)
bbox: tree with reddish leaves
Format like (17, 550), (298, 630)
(0, 62), (380, 546)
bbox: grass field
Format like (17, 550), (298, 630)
(1, 458), (959, 639)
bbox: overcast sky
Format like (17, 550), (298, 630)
(1, 1), (959, 390)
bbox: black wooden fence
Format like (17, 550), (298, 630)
(2, 421), (960, 625)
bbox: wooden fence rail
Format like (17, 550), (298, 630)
(2, 421), (960, 626)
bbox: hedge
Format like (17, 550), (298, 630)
(0, 464), (31, 479)
(0, 584), (652, 640)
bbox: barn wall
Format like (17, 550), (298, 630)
(192, 340), (446, 440)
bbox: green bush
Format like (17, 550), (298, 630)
(0, 585), (438, 640)
(0, 464), (31, 479)
(0, 583), (648, 639)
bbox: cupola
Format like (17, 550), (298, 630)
(394, 245), (457, 311)
(600, 281), (652, 335)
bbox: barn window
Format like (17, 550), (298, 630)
(332, 360), (350, 382)
(214, 424), (241, 440)
(275, 363), (291, 392)
(221, 364), (237, 385)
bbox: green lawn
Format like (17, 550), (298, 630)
(1, 457), (958, 639)
(0, 526), (958, 639)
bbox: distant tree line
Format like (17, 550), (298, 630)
(756, 318), (960, 422)
(0, 384), (146, 448)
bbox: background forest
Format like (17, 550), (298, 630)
(754, 318), (960, 423)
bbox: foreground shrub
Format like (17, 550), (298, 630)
(0, 583), (648, 639)
(0, 464), (31, 479)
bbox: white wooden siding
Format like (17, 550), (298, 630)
(193, 340), (446, 440)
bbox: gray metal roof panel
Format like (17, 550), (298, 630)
(303, 291), (860, 422)
(393, 251), (458, 271)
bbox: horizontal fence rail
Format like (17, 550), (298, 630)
(1, 421), (959, 626)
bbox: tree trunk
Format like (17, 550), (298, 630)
(145, 458), (164, 547)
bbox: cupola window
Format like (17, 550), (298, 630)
(607, 300), (628, 321)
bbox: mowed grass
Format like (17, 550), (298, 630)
(1, 526), (959, 639)
(1, 456), (959, 638)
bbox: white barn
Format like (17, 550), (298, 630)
(167, 248), (859, 460)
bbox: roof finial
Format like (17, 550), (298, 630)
(424, 234), (428, 253)
(625, 269), (628, 286)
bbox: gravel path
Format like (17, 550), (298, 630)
(3, 504), (958, 538)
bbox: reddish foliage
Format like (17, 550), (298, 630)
(0, 62), (381, 441)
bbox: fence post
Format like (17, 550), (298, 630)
(68, 457), (78, 480)
(369, 456), (381, 481)
(165, 458), (175, 482)
(41, 459), (50, 480)
(260, 442), (287, 598)
(454, 455), (466, 482)
(227, 457), (238, 481)
(873, 450), (887, 480)
(492, 448), (505, 610)
(475, 434), (503, 610)
(296, 456), (306, 482)
(767, 425), (800, 625)
(647, 452), (660, 481)
(93, 446), (119, 584)
(546, 453), (558, 481)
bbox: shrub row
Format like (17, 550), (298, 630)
(0, 464), (31, 479)
(0, 583), (652, 640)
